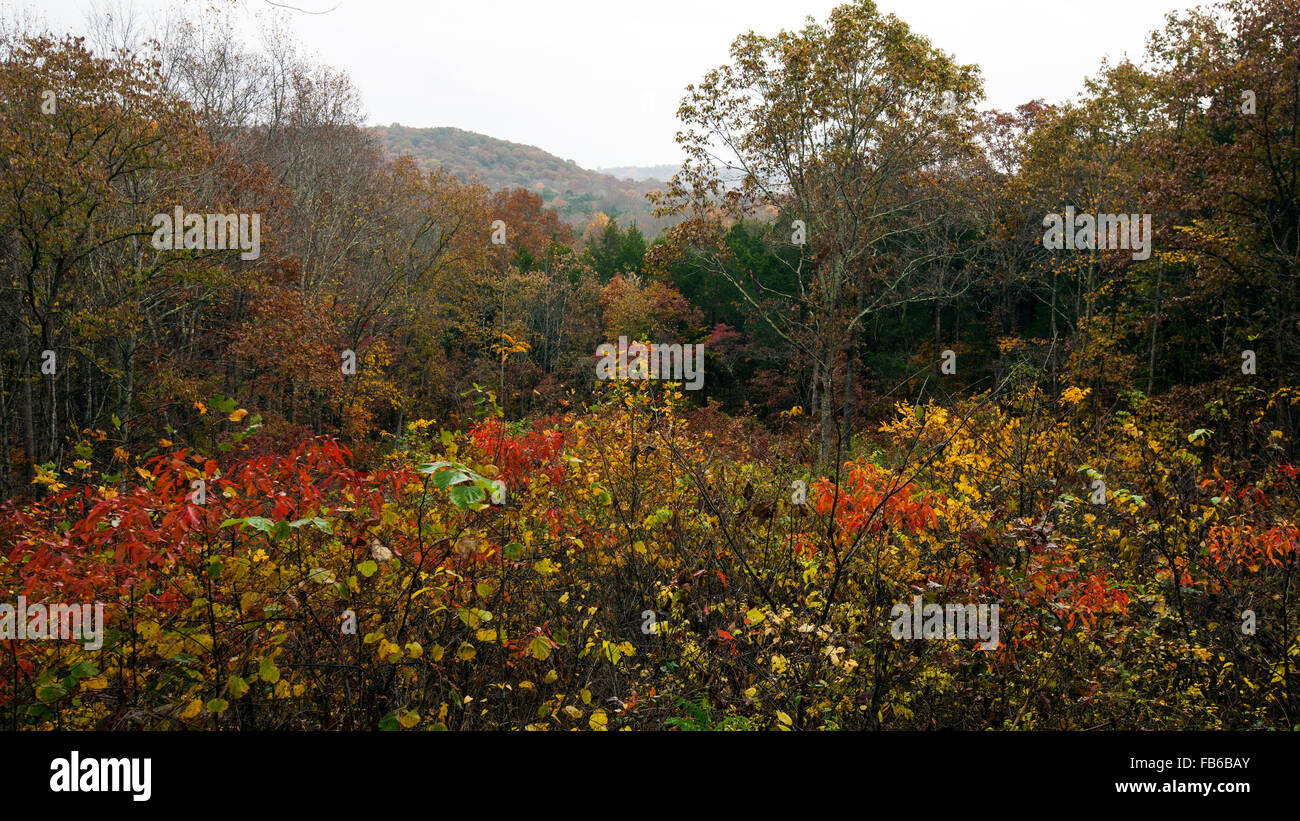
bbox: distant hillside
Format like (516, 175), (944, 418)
(595, 164), (680, 183)
(370, 124), (676, 235)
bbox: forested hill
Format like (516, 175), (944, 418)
(370, 124), (673, 233)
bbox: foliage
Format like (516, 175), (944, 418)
(3, 382), (1295, 729)
(1, 0), (1299, 732)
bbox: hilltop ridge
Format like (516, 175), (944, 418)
(370, 124), (676, 233)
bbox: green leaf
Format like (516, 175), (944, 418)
(259, 656), (280, 684)
(449, 483), (485, 508)
(358, 560), (378, 578)
(69, 661), (99, 679)
(286, 517), (333, 534)
(37, 684), (67, 703)
(244, 516), (274, 533)
(434, 468), (474, 490)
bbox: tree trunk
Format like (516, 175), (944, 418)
(841, 347), (856, 462)
(819, 347), (835, 468)
(20, 329), (38, 480)
(0, 360), (11, 497)
(1146, 266), (1162, 395)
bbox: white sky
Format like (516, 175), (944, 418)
(19, 0), (1196, 169)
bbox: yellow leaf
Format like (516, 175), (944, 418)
(530, 636), (551, 660)
(589, 709), (608, 730)
(228, 408), (248, 422)
(179, 699), (202, 719)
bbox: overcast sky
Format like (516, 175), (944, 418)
(21, 0), (1196, 169)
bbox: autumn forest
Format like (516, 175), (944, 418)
(1, 0), (1298, 733)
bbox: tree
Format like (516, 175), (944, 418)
(0, 33), (203, 490)
(584, 216), (646, 280)
(656, 0), (981, 464)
